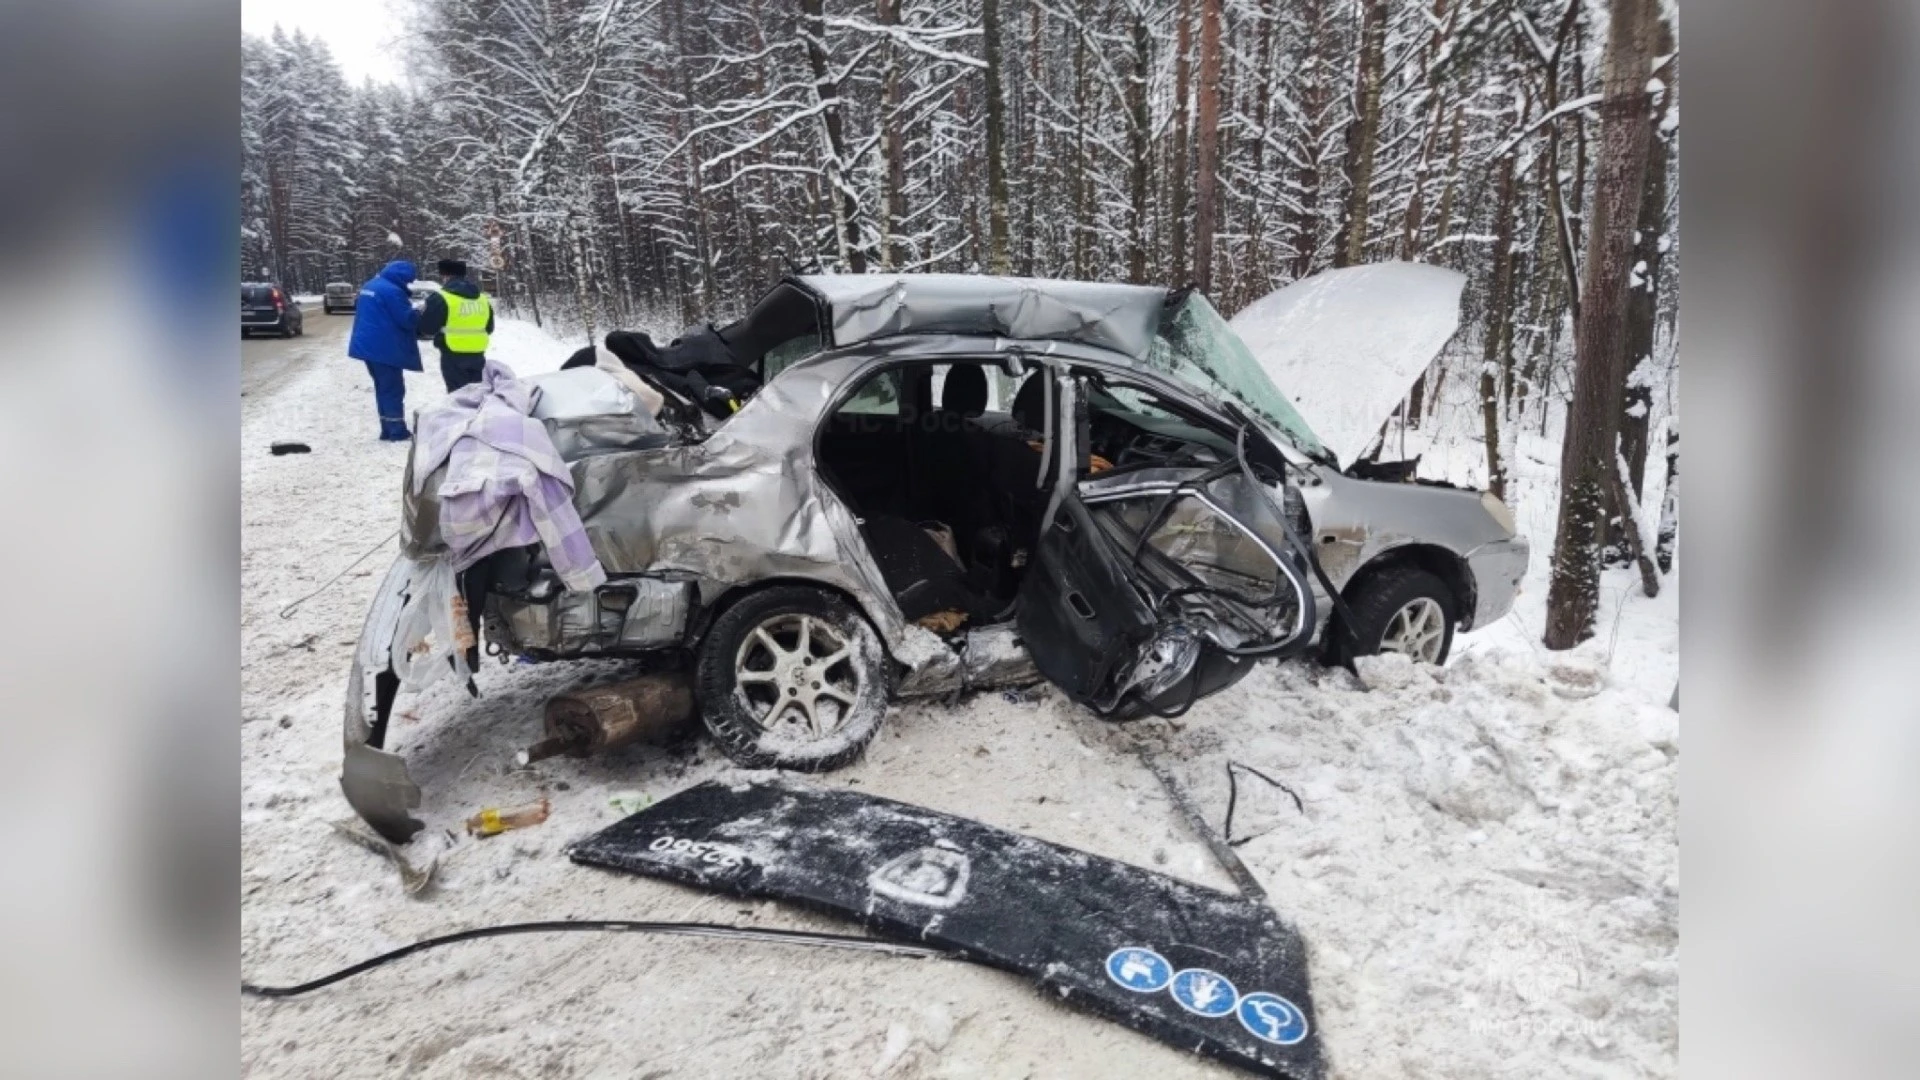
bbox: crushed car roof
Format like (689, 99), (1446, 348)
(795, 273), (1169, 359)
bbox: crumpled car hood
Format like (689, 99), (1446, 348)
(1229, 262), (1465, 467)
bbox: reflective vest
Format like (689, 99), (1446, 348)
(442, 291), (491, 354)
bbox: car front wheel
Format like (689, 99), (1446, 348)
(1342, 566), (1457, 665)
(695, 586), (890, 771)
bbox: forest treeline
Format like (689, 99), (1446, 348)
(241, 0), (1677, 646)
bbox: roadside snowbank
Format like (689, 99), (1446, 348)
(1144, 650), (1678, 1078)
(486, 317), (578, 377)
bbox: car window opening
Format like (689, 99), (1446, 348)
(817, 360), (1055, 632)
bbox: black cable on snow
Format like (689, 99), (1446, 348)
(278, 530), (398, 619)
(1224, 761), (1305, 847)
(1138, 751), (1270, 904)
(241, 919), (952, 998)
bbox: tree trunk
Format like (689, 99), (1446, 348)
(1607, 457), (1663, 597)
(1621, 15), (1676, 498)
(984, 0), (1012, 274)
(1289, 0), (1330, 278)
(800, 0), (866, 272)
(1538, 0), (1586, 326)
(1431, 105), (1464, 267)
(1335, 0), (1387, 268)
(1544, 0), (1657, 650)
(1020, 1), (1042, 275)
(1400, 0), (1454, 259)
(1170, 0), (1193, 283)
(570, 215), (597, 345)
(877, 0), (906, 271)
(1656, 425), (1679, 572)
(1192, 0), (1223, 293)
(1479, 147), (1518, 501)
(1127, 10), (1152, 283)
(1070, 15), (1090, 278)
(1238, 0), (1278, 305)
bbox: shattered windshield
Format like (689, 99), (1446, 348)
(1147, 293), (1330, 462)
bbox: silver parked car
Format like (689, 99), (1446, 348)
(344, 267), (1527, 841)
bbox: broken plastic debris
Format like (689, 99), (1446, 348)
(465, 797), (551, 838)
(608, 791), (651, 816)
(330, 817), (437, 895)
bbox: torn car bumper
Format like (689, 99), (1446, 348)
(1462, 535), (1529, 630)
(342, 657), (424, 844)
(340, 556), (427, 844)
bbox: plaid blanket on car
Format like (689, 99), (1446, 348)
(411, 361), (607, 592)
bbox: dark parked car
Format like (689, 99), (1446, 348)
(322, 281), (356, 314)
(240, 282), (304, 338)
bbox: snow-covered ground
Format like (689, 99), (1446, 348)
(241, 319), (1677, 1077)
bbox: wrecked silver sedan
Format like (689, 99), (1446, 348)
(345, 268), (1527, 842)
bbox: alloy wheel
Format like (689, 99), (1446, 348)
(1378, 596), (1446, 663)
(733, 613), (863, 737)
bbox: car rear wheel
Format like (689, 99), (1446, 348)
(695, 586), (890, 771)
(1341, 566), (1457, 665)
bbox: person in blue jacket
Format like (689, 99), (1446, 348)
(347, 260), (422, 441)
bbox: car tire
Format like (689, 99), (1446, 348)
(1340, 566), (1457, 665)
(696, 586), (890, 771)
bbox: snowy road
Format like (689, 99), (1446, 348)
(241, 319), (1678, 1078)
(241, 302), (334, 399)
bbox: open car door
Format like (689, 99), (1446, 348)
(1015, 375), (1317, 717)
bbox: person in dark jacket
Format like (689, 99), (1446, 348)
(346, 260), (422, 441)
(415, 258), (495, 392)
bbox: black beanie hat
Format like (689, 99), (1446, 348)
(437, 258), (467, 277)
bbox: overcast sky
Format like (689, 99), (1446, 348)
(241, 0), (406, 86)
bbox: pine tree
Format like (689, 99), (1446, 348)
(1544, 0), (1659, 648)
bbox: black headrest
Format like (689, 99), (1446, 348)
(942, 365), (988, 417)
(1011, 372), (1048, 432)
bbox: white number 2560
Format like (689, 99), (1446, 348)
(648, 834), (745, 869)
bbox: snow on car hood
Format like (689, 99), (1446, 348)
(1229, 262), (1465, 467)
